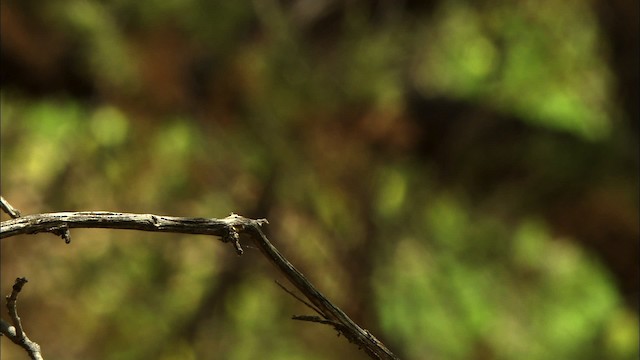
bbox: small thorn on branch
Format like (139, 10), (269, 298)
(232, 238), (243, 255)
(49, 225), (72, 244)
(222, 226), (243, 255)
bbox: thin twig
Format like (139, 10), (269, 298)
(275, 280), (325, 317)
(290, 314), (352, 337)
(7, 278), (28, 340)
(244, 224), (399, 359)
(292, 314), (345, 328)
(0, 196), (22, 218)
(2, 278), (44, 360)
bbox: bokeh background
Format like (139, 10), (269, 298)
(1, 1), (638, 359)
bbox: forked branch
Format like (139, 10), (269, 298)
(0, 201), (399, 360)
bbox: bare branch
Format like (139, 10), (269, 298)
(0, 198), (72, 243)
(2, 278), (44, 360)
(244, 225), (399, 359)
(1, 211), (399, 359)
(7, 278), (28, 341)
(0, 212), (255, 255)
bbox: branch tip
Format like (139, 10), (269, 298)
(3, 276), (43, 359)
(11, 277), (28, 293)
(0, 196), (22, 219)
(233, 240), (244, 255)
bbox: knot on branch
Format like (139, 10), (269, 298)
(221, 213), (269, 256)
(49, 225), (71, 244)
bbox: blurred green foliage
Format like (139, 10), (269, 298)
(1, 1), (637, 360)
(415, 0), (613, 140)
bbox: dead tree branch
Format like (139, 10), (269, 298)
(1, 278), (44, 360)
(1, 209), (399, 359)
(0, 211), (251, 254)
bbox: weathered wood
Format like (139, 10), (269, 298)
(1, 210), (399, 359)
(0, 212), (248, 254)
(246, 224), (399, 360)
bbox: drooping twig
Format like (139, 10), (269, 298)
(1, 211), (399, 359)
(1, 278), (44, 360)
(276, 282), (354, 343)
(244, 224), (399, 359)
